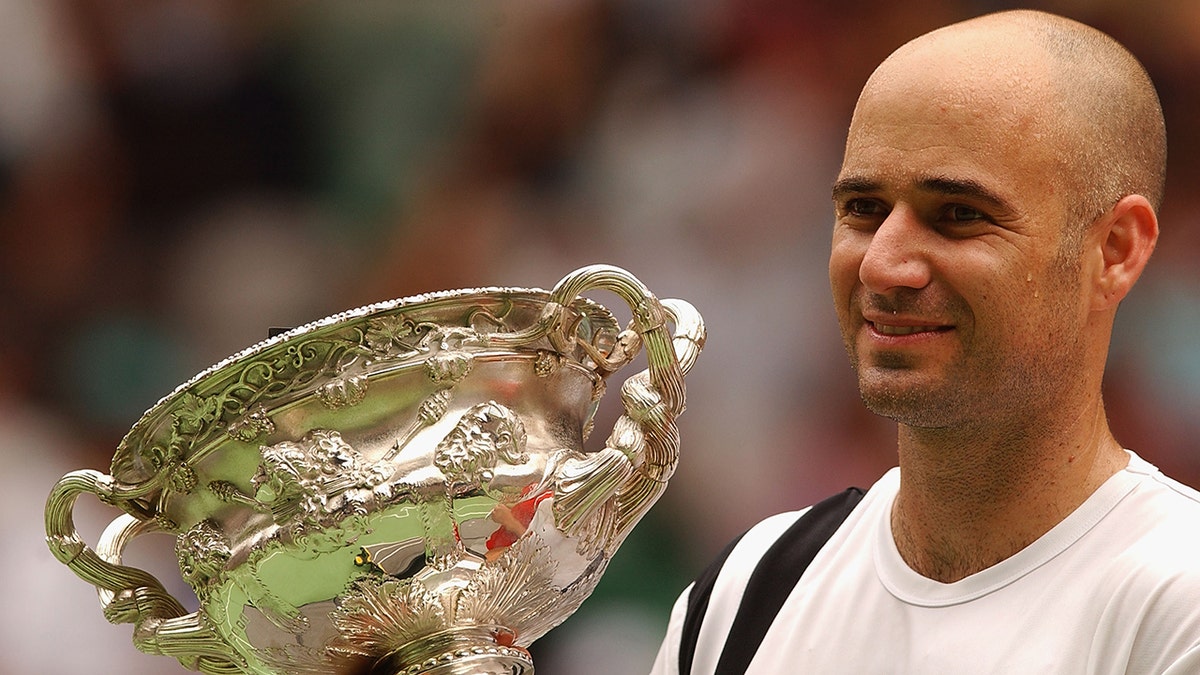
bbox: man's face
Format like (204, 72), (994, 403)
(829, 45), (1094, 432)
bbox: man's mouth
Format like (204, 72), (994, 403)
(869, 322), (950, 336)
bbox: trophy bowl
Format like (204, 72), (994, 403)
(45, 264), (703, 675)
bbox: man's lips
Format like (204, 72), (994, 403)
(862, 312), (954, 337)
(869, 321), (952, 336)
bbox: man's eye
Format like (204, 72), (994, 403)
(845, 199), (886, 217)
(946, 205), (985, 221)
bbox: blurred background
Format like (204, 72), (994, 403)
(3, 0), (1199, 672)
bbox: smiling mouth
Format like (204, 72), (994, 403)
(870, 322), (951, 336)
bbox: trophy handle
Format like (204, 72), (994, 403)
(545, 265), (694, 412)
(46, 470), (188, 622)
(45, 470), (237, 671)
(486, 263), (704, 422)
(535, 265), (706, 536)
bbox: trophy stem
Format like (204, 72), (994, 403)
(369, 626), (534, 675)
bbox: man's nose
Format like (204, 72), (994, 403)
(859, 207), (933, 293)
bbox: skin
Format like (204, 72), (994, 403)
(829, 12), (1160, 582)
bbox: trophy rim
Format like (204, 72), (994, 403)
(111, 284), (619, 483)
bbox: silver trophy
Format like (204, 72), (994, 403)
(45, 264), (704, 675)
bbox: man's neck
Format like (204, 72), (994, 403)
(889, 407), (1128, 583)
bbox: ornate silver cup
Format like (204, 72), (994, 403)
(45, 264), (703, 675)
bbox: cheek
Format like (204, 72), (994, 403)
(829, 235), (868, 345)
(973, 269), (1077, 349)
(828, 232), (865, 299)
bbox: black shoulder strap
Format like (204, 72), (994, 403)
(678, 487), (865, 675)
(678, 531), (746, 675)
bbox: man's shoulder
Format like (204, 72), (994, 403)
(1099, 457), (1200, 581)
(1094, 466), (1200, 672)
(1122, 456), (1200, 534)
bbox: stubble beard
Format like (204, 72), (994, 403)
(846, 259), (1087, 436)
(851, 352), (972, 431)
(841, 287), (975, 430)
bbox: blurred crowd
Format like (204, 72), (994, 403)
(3, 1), (1198, 673)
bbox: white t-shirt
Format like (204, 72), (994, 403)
(652, 451), (1200, 674)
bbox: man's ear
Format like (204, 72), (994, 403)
(1090, 194), (1159, 311)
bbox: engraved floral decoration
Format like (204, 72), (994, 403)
(316, 373), (369, 410)
(327, 533), (599, 669)
(145, 441), (198, 498)
(227, 403), (276, 442)
(109, 299), (542, 498)
(174, 392), (222, 437)
(417, 389), (452, 427)
(329, 577), (448, 659)
(425, 350), (474, 384)
(533, 350), (561, 378)
(113, 332), (361, 488)
(364, 315), (432, 360)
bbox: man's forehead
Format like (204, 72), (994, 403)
(862, 24), (1054, 106)
(846, 23), (1062, 163)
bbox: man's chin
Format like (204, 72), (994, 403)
(857, 378), (957, 429)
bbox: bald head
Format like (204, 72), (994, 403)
(854, 10), (1166, 229)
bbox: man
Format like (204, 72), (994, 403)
(652, 9), (1200, 674)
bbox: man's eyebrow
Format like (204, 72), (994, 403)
(831, 176), (881, 199)
(832, 174), (1015, 212)
(916, 176), (1012, 211)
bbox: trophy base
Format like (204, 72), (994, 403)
(373, 649), (532, 675)
(369, 626), (534, 675)
(375, 652), (532, 675)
